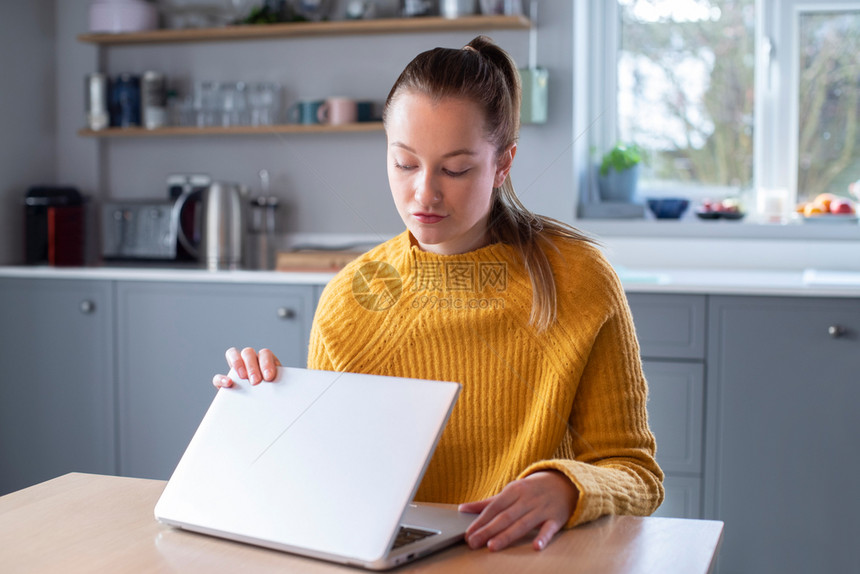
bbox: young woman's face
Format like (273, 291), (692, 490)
(385, 92), (515, 255)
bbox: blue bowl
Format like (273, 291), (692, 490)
(647, 198), (690, 219)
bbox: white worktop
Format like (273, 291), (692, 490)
(0, 265), (337, 286)
(2, 265), (860, 298)
(611, 267), (860, 297)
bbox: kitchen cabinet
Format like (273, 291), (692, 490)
(628, 293), (707, 519)
(115, 281), (315, 480)
(705, 295), (860, 574)
(0, 278), (116, 495)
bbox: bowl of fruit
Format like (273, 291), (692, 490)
(695, 198), (745, 220)
(797, 193), (858, 223)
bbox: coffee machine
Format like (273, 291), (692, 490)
(25, 186), (85, 266)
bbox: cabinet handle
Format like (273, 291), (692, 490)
(277, 307), (296, 320)
(80, 300), (96, 314)
(828, 324), (847, 338)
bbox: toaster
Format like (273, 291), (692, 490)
(101, 200), (181, 260)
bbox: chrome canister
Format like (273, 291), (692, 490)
(141, 71), (167, 129)
(85, 73), (109, 131)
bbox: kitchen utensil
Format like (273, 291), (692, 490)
(248, 82), (282, 126)
(355, 101), (383, 122)
(85, 74), (109, 131)
(89, 0), (159, 33)
(441, 0), (477, 18)
(294, 0), (333, 21)
(142, 71), (167, 129)
(479, 0), (521, 15)
(110, 73), (142, 127)
(288, 100), (323, 125)
(176, 181), (248, 270)
(219, 81), (249, 127)
(401, 0), (434, 17)
(101, 174), (210, 262)
(248, 169), (280, 270)
(101, 199), (179, 260)
(647, 198), (690, 220)
(317, 97), (357, 125)
(345, 0), (376, 19)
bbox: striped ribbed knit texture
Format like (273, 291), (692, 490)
(308, 231), (664, 527)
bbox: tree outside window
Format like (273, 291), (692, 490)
(797, 10), (860, 203)
(618, 0), (755, 197)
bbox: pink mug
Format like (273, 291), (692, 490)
(317, 97), (358, 125)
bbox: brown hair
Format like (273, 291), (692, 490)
(383, 36), (595, 332)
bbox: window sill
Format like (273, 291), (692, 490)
(574, 218), (860, 241)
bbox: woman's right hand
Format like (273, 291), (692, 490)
(212, 347), (282, 389)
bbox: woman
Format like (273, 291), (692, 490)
(215, 36), (663, 552)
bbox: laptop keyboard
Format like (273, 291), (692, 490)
(392, 526), (437, 549)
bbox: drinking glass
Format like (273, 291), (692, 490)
(249, 82), (282, 126)
(194, 80), (220, 127)
(479, 0), (521, 15)
(220, 81), (249, 126)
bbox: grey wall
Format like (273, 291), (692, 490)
(46, 0), (575, 250)
(0, 0), (58, 264)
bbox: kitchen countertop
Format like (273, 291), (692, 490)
(2, 265), (859, 298)
(0, 265), (337, 286)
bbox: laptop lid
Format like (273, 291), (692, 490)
(154, 367), (462, 567)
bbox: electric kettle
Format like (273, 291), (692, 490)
(175, 181), (247, 270)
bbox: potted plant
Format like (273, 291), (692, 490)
(597, 143), (642, 203)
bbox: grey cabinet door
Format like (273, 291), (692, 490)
(628, 293), (706, 360)
(656, 475), (702, 519)
(643, 360), (705, 518)
(706, 296), (860, 574)
(630, 294), (707, 520)
(116, 281), (314, 480)
(0, 278), (115, 495)
(644, 361), (704, 474)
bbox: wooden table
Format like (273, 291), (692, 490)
(0, 473), (723, 573)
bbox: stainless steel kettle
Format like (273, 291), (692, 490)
(175, 181), (247, 270)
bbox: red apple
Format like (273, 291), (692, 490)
(830, 199), (855, 214)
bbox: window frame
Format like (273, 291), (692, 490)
(576, 0), (860, 238)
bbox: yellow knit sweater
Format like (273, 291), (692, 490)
(308, 231), (663, 527)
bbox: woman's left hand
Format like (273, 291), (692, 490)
(458, 470), (578, 552)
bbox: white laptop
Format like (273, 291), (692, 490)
(154, 367), (475, 570)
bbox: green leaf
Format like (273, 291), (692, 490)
(600, 143), (642, 176)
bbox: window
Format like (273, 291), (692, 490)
(794, 8), (860, 204)
(583, 0), (860, 217)
(617, 0), (755, 196)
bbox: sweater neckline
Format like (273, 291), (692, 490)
(400, 231), (517, 264)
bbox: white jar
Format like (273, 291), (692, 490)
(441, 0), (477, 18)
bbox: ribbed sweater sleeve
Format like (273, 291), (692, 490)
(514, 247), (664, 526)
(307, 231), (663, 527)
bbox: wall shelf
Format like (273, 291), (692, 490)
(78, 122), (384, 138)
(77, 15), (531, 46)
